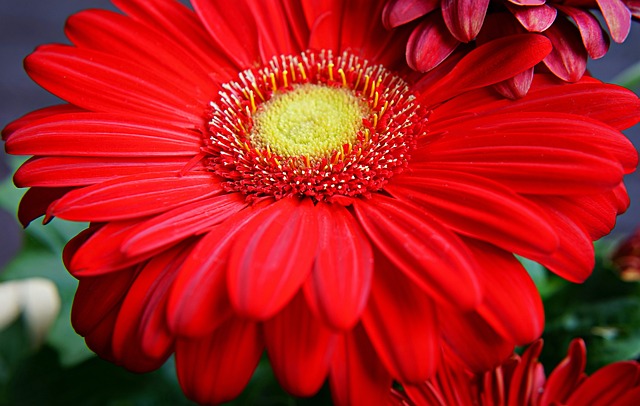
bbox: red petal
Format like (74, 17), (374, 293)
(337, 0), (403, 65)
(313, 2), (382, 62)
(303, 203), (373, 330)
(25, 45), (203, 124)
(191, 0), (261, 68)
(540, 193), (620, 241)
(62, 226), (96, 270)
(303, 0), (395, 63)
(388, 170), (559, 259)
(613, 182), (630, 214)
(596, 0), (632, 43)
(175, 318), (263, 405)
(442, 0), (490, 42)
(507, 340), (544, 405)
(412, 45), (467, 91)
(2, 104), (83, 141)
(382, 0), (439, 28)
(508, 0), (545, 5)
(505, 78), (640, 131)
(91, 276), (173, 373)
(264, 292), (337, 397)
(540, 339), (586, 405)
(419, 34), (552, 104)
(5, 112), (201, 158)
(249, 0), (304, 61)
(526, 196), (596, 283)
(305, 2), (339, 51)
(426, 111), (636, 180)
(628, 1), (640, 19)
(508, 4), (557, 32)
(493, 68), (534, 99)
(406, 13), (460, 72)
(476, 13), (532, 98)
(280, 1), (310, 51)
(404, 348), (477, 405)
(65, 9), (219, 96)
(442, 311), (514, 372)
(469, 241), (544, 344)
(227, 197), (319, 319)
(111, 0), (236, 81)
(416, 143), (625, 195)
(353, 195), (480, 309)
(82, 306), (120, 365)
(361, 261), (439, 383)
(69, 220), (160, 277)
(613, 387), (640, 406)
(48, 172), (222, 222)
(329, 326), (393, 406)
(556, 6), (610, 59)
(111, 246), (190, 369)
(122, 193), (246, 257)
(542, 19), (588, 82)
(71, 270), (136, 337)
(166, 205), (265, 337)
(431, 77), (640, 132)
(17, 186), (74, 227)
(567, 361), (640, 405)
(14, 156), (198, 188)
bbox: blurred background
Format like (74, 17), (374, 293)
(1, 1), (639, 405)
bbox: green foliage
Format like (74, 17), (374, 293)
(613, 60), (640, 92)
(2, 346), (194, 406)
(534, 242), (640, 372)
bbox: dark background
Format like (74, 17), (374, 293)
(1, 1), (639, 269)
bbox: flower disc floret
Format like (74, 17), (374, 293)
(206, 50), (427, 202)
(251, 84), (367, 158)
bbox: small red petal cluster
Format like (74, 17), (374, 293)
(384, 0), (639, 97)
(393, 339), (640, 406)
(1, 0), (639, 405)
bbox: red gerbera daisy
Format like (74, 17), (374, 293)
(2, 0), (639, 404)
(392, 338), (640, 405)
(384, 0), (639, 97)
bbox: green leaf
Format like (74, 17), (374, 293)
(613, 60), (640, 91)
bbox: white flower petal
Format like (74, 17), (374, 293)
(18, 278), (61, 347)
(0, 281), (21, 330)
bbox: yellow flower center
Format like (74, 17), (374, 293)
(251, 84), (367, 158)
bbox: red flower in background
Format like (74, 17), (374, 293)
(384, 0), (640, 97)
(392, 339), (640, 405)
(612, 227), (640, 281)
(2, 0), (638, 404)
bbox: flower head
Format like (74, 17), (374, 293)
(2, 0), (639, 404)
(384, 0), (640, 97)
(393, 338), (640, 405)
